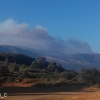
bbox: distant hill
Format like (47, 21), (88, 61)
(0, 45), (39, 58)
(0, 45), (100, 71)
(45, 53), (100, 71)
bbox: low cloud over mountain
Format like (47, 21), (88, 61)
(0, 18), (92, 54)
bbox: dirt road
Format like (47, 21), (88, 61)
(0, 86), (100, 100)
(0, 91), (100, 100)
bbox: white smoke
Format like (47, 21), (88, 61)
(0, 18), (92, 54)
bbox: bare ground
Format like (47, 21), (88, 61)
(0, 86), (100, 100)
(1, 91), (100, 100)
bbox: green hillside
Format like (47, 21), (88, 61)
(0, 52), (100, 87)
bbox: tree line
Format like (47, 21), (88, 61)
(0, 52), (100, 86)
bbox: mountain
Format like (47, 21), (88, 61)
(45, 53), (100, 71)
(0, 45), (40, 58)
(0, 45), (100, 71)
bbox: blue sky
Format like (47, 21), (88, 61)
(0, 0), (100, 54)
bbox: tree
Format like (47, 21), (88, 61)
(56, 64), (65, 72)
(47, 62), (57, 72)
(79, 68), (100, 85)
(0, 66), (9, 76)
(30, 57), (48, 70)
(9, 63), (19, 72)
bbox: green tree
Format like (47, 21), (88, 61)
(0, 66), (9, 76)
(79, 68), (100, 85)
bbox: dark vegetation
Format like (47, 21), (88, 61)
(0, 52), (100, 87)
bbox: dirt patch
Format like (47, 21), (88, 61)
(1, 82), (36, 87)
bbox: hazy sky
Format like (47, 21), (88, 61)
(0, 0), (100, 54)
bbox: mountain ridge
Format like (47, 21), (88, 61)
(0, 45), (100, 71)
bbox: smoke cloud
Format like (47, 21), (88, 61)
(0, 18), (92, 54)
